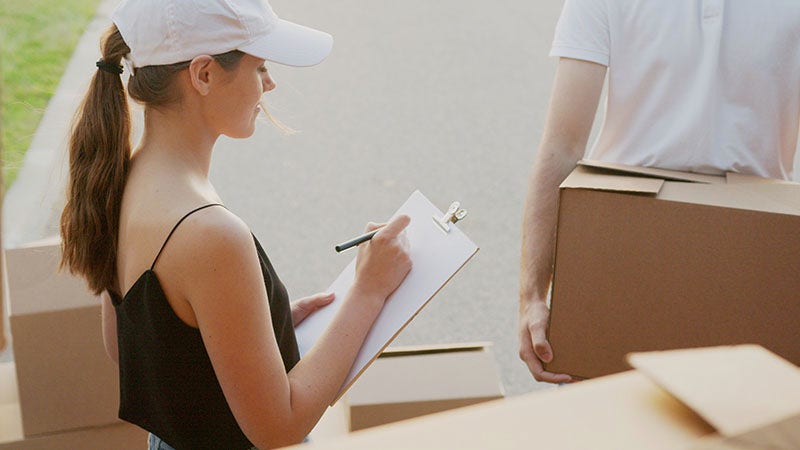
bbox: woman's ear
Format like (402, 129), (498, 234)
(188, 55), (215, 95)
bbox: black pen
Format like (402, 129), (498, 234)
(335, 229), (379, 253)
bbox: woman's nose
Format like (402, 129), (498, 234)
(262, 72), (276, 93)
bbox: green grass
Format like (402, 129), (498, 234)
(1, 0), (101, 188)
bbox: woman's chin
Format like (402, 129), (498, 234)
(224, 123), (258, 139)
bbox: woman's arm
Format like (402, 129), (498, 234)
(100, 290), (119, 364)
(167, 210), (410, 449)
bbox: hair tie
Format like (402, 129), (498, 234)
(96, 59), (123, 75)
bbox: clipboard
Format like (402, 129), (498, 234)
(294, 190), (479, 404)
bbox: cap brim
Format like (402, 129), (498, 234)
(239, 19), (333, 67)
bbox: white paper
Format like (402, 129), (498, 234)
(293, 190), (479, 402)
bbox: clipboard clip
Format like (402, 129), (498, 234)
(432, 201), (467, 233)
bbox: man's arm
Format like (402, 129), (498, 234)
(519, 58), (606, 382)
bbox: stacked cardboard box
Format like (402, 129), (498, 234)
(0, 239), (146, 448)
(346, 343), (504, 431)
(287, 345), (800, 449)
(306, 343), (505, 443)
(547, 160), (800, 378)
(1, 251), (5, 353)
(0, 363), (20, 443)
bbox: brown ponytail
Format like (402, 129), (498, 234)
(60, 26), (131, 295)
(61, 25), (247, 294)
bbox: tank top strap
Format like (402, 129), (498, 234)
(150, 203), (225, 271)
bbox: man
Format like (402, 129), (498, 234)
(519, 0), (800, 382)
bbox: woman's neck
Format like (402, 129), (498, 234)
(137, 106), (217, 178)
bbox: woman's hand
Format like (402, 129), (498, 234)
(352, 215), (412, 303)
(291, 292), (335, 327)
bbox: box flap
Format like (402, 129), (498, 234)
(561, 165), (664, 194)
(725, 172), (799, 185)
(12, 235), (61, 250)
(690, 414), (800, 450)
(744, 183), (800, 212)
(579, 160), (725, 184)
(656, 182), (800, 216)
(627, 345), (800, 437)
(380, 342), (493, 358)
(347, 345), (504, 405)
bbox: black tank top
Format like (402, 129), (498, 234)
(110, 204), (300, 450)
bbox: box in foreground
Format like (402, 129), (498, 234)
(548, 160), (800, 378)
(288, 345), (800, 450)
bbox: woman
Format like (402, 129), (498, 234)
(60, 0), (412, 448)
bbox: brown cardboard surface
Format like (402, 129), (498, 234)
(5, 242), (121, 436)
(10, 306), (121, 435)
(0, 161), (4, 352)
(691, 414), (800, 450)
(0, 363), (17, 405)
(628, 346), (800, 437)
(1, 250), (4, 353)
(348, 344), (504, 404)
(0, 360), (146, 449)
(346, 343), (504, 431)
(350, 397), (501, 432)
(548, 167), (800, 378)
(296, 371), (715, 449)
(5, 241), (97, 315)
(308, 401), (350, 441)
(287, 345), (798, 450)
(0, 363), (21, 443)
(0, 403), (22, 445)
(0, 422), (147, 450)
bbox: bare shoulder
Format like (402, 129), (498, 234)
(164, 205), (256, 268)
(131, 203), (265, 327)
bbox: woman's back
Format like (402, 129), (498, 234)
(113, 199), (300, 449)
(116, 147), (222, 326)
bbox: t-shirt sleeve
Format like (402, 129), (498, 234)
(550, 0), (610, 66)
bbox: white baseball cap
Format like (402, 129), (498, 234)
(111, 0), (333, 68)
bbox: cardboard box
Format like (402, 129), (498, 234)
(286, 345), (800, 449)
(4, 238), (121, 436)
(1, 249), (5, 353)
(0, 362), (128, 448)
(0, 423), (147, 450)
(0, 123), (5, 354)
(0, 363), (19, 441)
(346, 343), (504, 431)
(1, 264), (5, 354)
(547, 160), (800, 378)
(0, 361), (146, 449)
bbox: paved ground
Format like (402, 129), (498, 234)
(2, 0), (570, 395)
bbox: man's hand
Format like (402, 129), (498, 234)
(518, 299), (573, 383)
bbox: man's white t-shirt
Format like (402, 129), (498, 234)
(551, 0), (800, 180)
